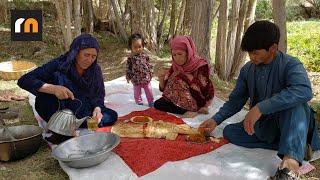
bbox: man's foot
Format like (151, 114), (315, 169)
(269, 167), (299, 180)
(136, 102), (143, 106)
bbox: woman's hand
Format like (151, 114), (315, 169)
(198, 106), (209, 114)
(39, 83), (74, 100)
(181, 111), (198, 118)
(157, 69), (169, 90)
(92, 107), (103, 124)
(185, 73), (194, 81)
(157, 69), (169, 81)
(53, 85), (75, 100)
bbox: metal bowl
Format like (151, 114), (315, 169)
(52, 132), (120, 168)
(0, 125), (43, 161)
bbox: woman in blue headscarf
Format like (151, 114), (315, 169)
(18, 34), (118, 142)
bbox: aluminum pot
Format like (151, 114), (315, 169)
(52, 132), (120, 168)
(0, 125), (43, 161)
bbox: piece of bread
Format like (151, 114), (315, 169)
(111, 123), (144, 138)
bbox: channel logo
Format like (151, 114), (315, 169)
(11, 10), (42, 41)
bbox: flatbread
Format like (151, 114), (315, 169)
(111, 123), (144, 138)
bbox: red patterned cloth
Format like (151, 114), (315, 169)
(96, 108), (228, 177)
(162, 65), (215, 111)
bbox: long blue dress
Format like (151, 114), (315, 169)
(18, 34), (117, 128)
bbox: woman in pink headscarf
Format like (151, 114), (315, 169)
(154, 35), (215, 118)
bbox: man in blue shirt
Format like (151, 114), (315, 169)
(200, 21), (320, 179)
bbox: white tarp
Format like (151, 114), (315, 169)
(29, 77), (319, 180)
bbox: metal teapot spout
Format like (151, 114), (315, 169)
(75, 116), (89, 128)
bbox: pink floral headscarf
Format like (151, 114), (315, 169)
(170, 36), (208, 73)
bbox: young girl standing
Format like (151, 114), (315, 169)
(126, 33), (154, 107)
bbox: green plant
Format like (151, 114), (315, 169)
(158, 44), (171, 58)
(287, 21), (320, 72)
(255, 0), (273, 20)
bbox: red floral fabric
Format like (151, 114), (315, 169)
(126, 53), (153, 86)
(162, 65), (214, 111)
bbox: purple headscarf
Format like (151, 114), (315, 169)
(59, 34), (105, 108)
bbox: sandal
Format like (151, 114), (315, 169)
(269, 167), (300, 180)
(0, 108), (19, 119)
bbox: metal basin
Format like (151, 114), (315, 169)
(52, 132), (120, 168)
(0, 125), (43, 161)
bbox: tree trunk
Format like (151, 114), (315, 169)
(168, 0), (177, 40)
(122, 0), (131, 29)
(224, 0), (240, 79)
(98, 0), (109, 20)
(212, 3), (220, 20)
(157, 0), (170, 48)
(66, 0), (73, 44)
(83, 0), (94, 33)
(118, 0), (124, 16)
(272, 0), (287, 53)
(55, 1), (72, 50)
(0, 0), (7, 24)
(175, 0), (186, 36)
(190, 0), (214, 62)
(88, 0), (94, 33)
(130, 0), (143, 34)
(110, 0), (128, 42)
(229, 0), (248, 80)
(74, 0), (81, 36)
(145, 0), (158, 52)
(231, 0), (257, 78)
(215, 0), (228, 80)
(182, 0), (193, 35)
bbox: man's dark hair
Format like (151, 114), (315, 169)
(128, 33), (145, 49)
(241, 20), (280, 52)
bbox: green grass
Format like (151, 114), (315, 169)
(287, 21), (320, 72)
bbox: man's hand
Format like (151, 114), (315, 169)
(52, 85), (74, 100)
(92, 107), (103, 124)
(198, 118), (217, 135)
(243, 105), (262, 135)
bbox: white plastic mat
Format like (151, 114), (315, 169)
(28, 77), (319, 180)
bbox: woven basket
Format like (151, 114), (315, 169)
(0, 60), (37, 80)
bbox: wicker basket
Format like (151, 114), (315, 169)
(0, 60), (37, 80)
